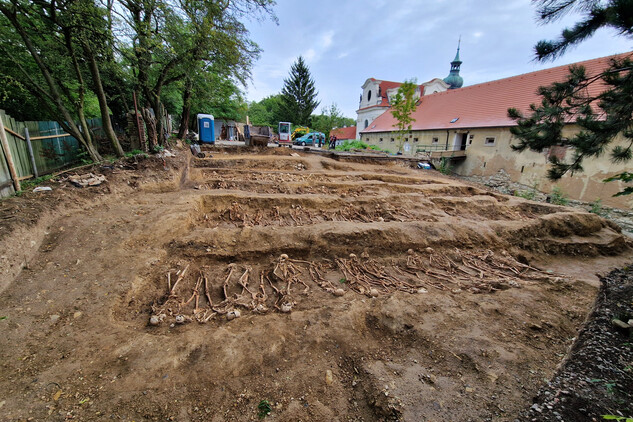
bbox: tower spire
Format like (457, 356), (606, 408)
(454, 35), (461, 62)
(443, 38), (464, 89)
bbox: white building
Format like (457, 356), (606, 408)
(355, 43), (464, 140)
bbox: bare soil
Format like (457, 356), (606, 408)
(520, 265), (633, 421)
(0, 146), (632, 421)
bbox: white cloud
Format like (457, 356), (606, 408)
(321, 30), (334, 49)
(337, 51), (349, 59)
(304, 48), (317, 62)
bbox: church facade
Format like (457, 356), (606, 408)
(355, 43), (464, 140)
(357, 51), (633, 208)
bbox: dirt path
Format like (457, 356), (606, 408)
(0, 147), (631, 421)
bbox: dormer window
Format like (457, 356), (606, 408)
(367, 90), (372, 102)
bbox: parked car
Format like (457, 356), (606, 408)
(293, 132), (326, 146)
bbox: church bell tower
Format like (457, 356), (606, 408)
(443, 38), (464, 89)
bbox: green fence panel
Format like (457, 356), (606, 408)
(0, 109), (103, 197)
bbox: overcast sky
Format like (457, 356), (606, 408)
(244, 0), (632, 120)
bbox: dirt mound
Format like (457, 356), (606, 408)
(0, 148), (631, 421)
(520, 265), (633, 421)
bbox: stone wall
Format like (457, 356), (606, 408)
(459, 170), (633, 236)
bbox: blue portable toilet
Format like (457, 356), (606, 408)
(197, 114), (215, 144)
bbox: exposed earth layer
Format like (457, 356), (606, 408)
(0, 146), (631, 421)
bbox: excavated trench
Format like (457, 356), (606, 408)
(119, 152), (631, 421)
(2, 148), (631, 422)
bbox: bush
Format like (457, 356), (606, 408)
(550, 186), (569, 205)
(437, 157), (452, 175)
(516, 181), (539, 201)
(335, 140), (371, 151)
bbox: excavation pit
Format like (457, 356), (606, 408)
(1, 147), (631, 421)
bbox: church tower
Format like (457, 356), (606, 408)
(443, 39), (464, 89)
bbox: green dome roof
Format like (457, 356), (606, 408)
(444, 40), (463, 89)
(444, 71), (463, 89)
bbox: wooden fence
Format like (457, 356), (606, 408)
(0, 109), (102, 198)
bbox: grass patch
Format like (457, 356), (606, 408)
(125, 149), (148, 158)
(335, 140), (383, 152)
(20, 174), (55, 190)
(257, 400), (272, 419)
(550, 186), (569, 206)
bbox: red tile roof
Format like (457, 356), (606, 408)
(359, 79), (432, 111)
(330, 126), (356, 140)
(361, 52), (633, 133)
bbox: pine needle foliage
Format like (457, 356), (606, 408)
(279, 56), (320, 126)
(509, 0), (633, 196)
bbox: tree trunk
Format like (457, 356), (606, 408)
(142, 107), (157, 151)
(177, 79), (193, 140)
(152, 94), (166, 146)
(84, 42), (124, 157)
(0, 6), (102, 163)
(65, 30), (102, 162)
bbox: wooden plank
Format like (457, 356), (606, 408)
(3, 126), (25, 140)
(6, 115), (31, 178)
(30, 133), (72, 141)
(0, 111), (14, 197)
(0, 113), (21, 191)
(17, 174), (33, 180)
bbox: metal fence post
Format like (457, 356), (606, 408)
(24, 127), (38, 178)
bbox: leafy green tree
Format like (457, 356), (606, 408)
(279, 56), (320, 125)
(310, 103), (355, 137)
(390, 79), (418, 153)
(509, 0), (633, 196)
(118, 0), (274, 146)
(248, 94), (283, 127)
(0, 0), (113, 161)
(0, 75), (43, 121)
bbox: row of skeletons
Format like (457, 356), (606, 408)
(150, 249), (562, 326)
(212, 202), (416, 228)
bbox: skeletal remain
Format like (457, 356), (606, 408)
(226, 310), (241, 321)
(279, 302), (293, 313)
(401, 248), (565, 293)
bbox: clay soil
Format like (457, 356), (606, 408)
(0, 146), (632, 422)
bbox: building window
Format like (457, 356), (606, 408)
(390, 138), (395, 142)
(379, 138), (383, 143)
(485, 137), (496, 146)
(413, 138), (419, 143)
(365, 138), (369, 143)
(367, 90), (372, 102)
(431, 137), (439, 144)
(364, 119), (369, 129)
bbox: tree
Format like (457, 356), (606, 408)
(117, 0), (273, 146)
(248, 94), (283, 127)
(509, 0), (633, 196)
(279, 56), (319, 125)
(390, 79), (418, 153)
(0, 0), (126, 159)
(310, 103), (355, 137)
(0, 0), (107, 161)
